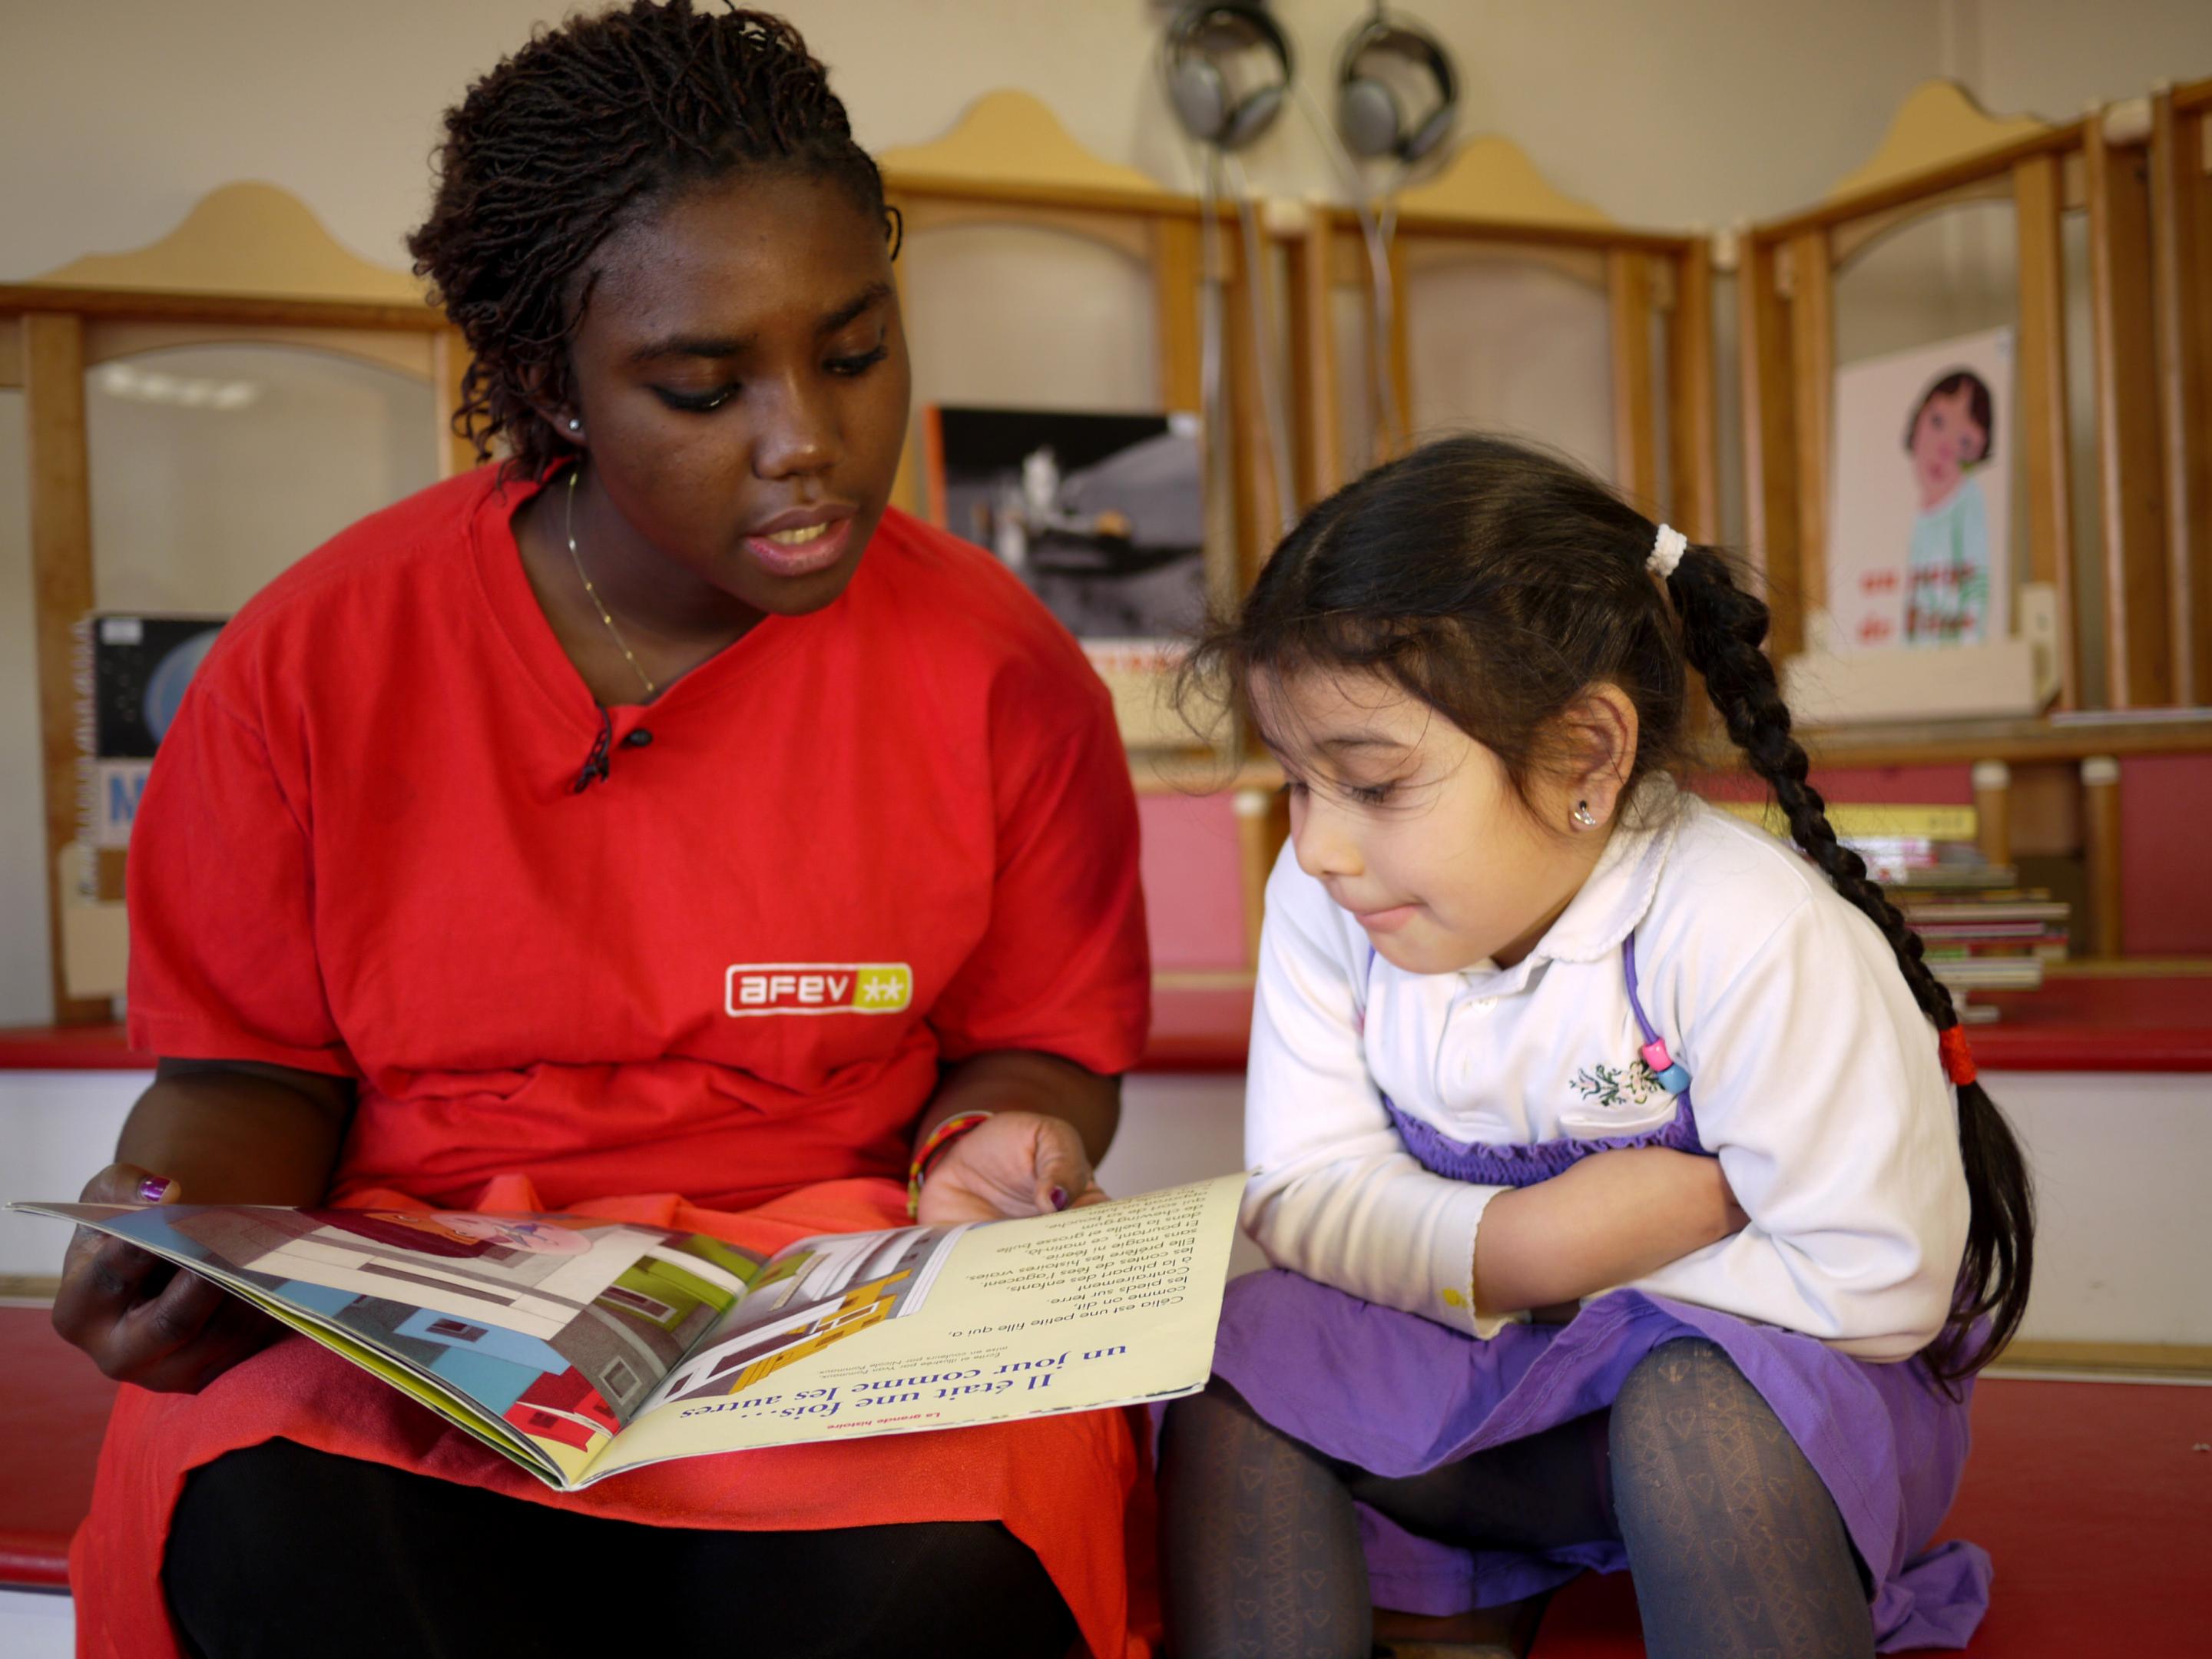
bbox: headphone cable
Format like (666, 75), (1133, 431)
(1224, 151), (1301, 540)
(1192, 141), (1231, 602)
(1292, 81), (1407, 465)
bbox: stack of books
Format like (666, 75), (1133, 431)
(1890, 887), (2069, 1015)
(1717, 801), (2069, 1021)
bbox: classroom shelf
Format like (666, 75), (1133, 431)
(9, 970), (2207, 1078)
(1793, 714), (2212, 769)
(1128, 972), (2212, 1075)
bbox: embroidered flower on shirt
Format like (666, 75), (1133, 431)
(1571, 1058), (1662, 1111)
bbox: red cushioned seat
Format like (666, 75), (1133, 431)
(0, 1306), (119, 1590)
(1531, 1376), (2212, 1656)
(6, 1307), (2205, 1654)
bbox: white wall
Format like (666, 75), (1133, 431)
(4, 1), (2210, 1025)
(0, 2), (1955, 280)
(15, 2), (2207, 281)
(0, 1591), (71, 1659)
(1953, 0), (2212, 117)
(0, 1073), (139, 1279)
(8, 1066), (2201, 1349)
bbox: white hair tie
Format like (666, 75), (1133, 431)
(1647, 523), (1688, 580)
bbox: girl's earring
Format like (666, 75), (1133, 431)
(568, 418), (583, 434)
(1571, 800), (1600, 830)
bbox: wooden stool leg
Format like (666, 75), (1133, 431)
(1972, 759), (2013, 869)
(26, 313), (114, 1026)
(2081, 755), (2124, 959)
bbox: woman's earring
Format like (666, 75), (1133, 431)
(568, 418), (582, 433)
(1571, 800), (1600, 830)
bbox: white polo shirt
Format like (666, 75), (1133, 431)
(1242, 779), (1970, 1360)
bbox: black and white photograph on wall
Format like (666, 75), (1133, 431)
(923, 406), (1209, 645)
(75, 613), (227, 860)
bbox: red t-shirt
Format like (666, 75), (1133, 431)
(126, 468), (1151, 1211)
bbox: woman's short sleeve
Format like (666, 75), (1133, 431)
(125, 672), (354, 1075)
(926, 652), (1149, 1075)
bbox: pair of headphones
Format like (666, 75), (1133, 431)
(1163, 5), (1457, 164)
(1163, 4), (1293, 152)
(1336, 13), (1457, 164)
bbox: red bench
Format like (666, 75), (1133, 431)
(1, 1306), (116, 1590)
(5, 1310), (2206, 1655)
(1532, 1376), (2211, 1655)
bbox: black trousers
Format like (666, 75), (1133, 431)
(163, 1439), (1077, 1659)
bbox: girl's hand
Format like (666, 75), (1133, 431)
(48, 1164), (282, 1392)
(916, 1111), (1108, 1224)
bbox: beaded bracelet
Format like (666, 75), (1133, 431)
(907, 1110), (995, 1217)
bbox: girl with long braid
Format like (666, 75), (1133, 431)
(54, 7), (1150, 1655)
(1161, 435), (2033, 1658)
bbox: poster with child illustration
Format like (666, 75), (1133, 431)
(1826, 328), (2013, 651)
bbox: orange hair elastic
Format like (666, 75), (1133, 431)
(1938, 1025), (1978, 1087)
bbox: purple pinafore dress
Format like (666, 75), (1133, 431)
(1208, 937), (1991, 1651)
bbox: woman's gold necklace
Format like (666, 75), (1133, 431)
(564, 466), (657, 698)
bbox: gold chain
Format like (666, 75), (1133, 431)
(564, 467), (656, 697)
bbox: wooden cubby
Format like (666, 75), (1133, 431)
(1736, 79), (2212, 962)
(9, 75), (2210, 1022)
(2, 184), (468, 1024)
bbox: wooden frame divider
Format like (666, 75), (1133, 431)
(1737, 81), (2212, 958)
(1277, 135), (1719, 540)
(2150, 78), (2212, 704)
(1739, 233), (1803, 657)
(877, 95), (1296, 962)
(1742, 85), (2091, 694)
(1743, 78), (2212, 723)
(2086, 101), (2173, 707)
(1, 184), (460, 1025)
(2012, 149), (2078, 709)
(877, 93), (1273, 592)
(11, 83), (2212, 1015)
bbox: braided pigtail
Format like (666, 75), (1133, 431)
(1664, 545), (2034, 1388)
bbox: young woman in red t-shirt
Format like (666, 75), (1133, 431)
(49, 7), (1152, 1655)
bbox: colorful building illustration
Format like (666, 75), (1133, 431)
(155, 1207), (760, 1426)
(648, 1224), (972, 1406)
(503, 1364), (621, 1454)
(717, 1273), (906, 1392)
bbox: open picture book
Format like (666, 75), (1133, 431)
(15, 1172), (1247, 1492)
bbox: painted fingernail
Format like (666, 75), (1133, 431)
(1050, 1187), (1071, 1211)
(137, 1177), (173, 1204)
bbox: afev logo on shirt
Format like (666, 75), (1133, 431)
(724, 962), (913, 1018)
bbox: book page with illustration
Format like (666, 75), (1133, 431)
(17, 1172), (1247, 1490)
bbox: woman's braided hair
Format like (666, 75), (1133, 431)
(406, 0), (898, 479)
(1186, 433), (2032, 1387)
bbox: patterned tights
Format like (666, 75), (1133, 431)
(1158, 1337), (1876, 1659)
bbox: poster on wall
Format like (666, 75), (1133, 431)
(922, 406), (1214, 749)
(75, 612), (226, 896)
(1825, 327), (2014, 653)
(924, 406), (1210, 641)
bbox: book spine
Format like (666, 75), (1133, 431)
(1719, 801), (1978, 841)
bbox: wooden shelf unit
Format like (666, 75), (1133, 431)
(2, 184), (469, 1026)
(1740, 78), (2212, 715)
(1730, 81), (2212, 959)
(10, 80), (2210, 1020)
(1277, 136), (1720, 538)
(878, 91), (1277, 594)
